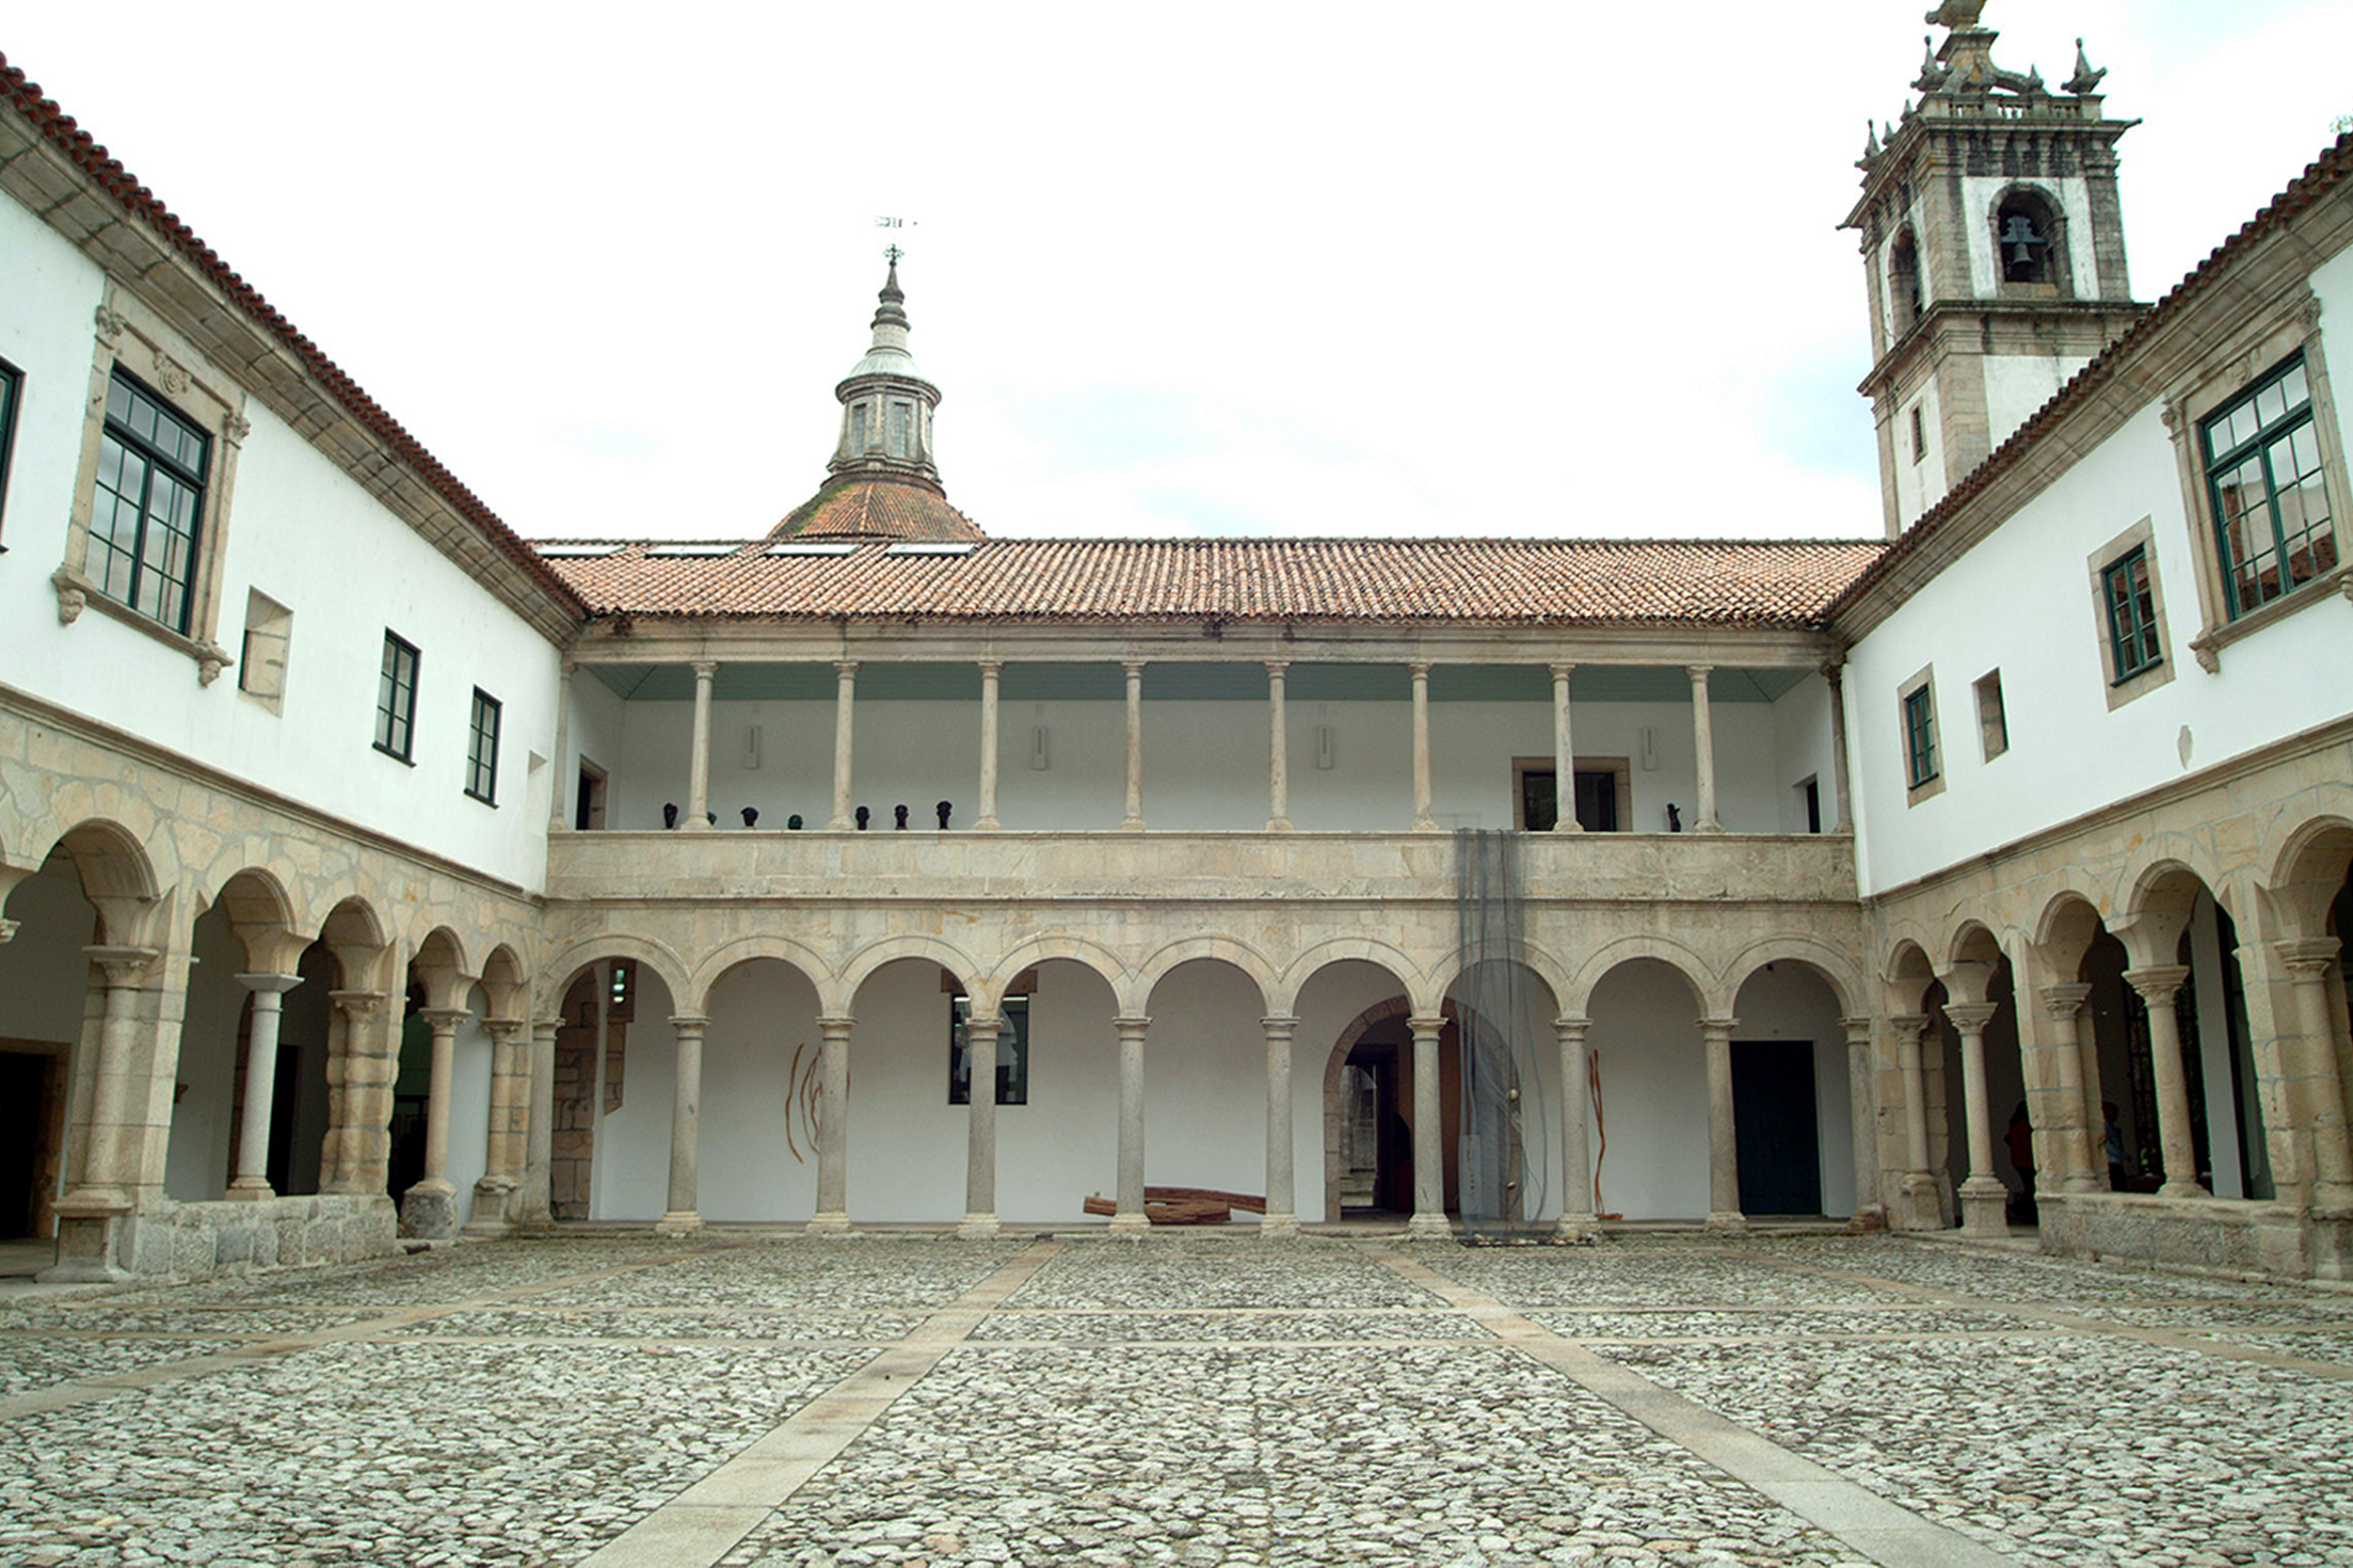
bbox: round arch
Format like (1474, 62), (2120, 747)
(984, 934), (1130, 1012)
(687, 934), (834, 1016)
(1278, 937), (1425, 1018)
(1718, 936), (1863, 1018)
(542, 935), (692, 1017)
(1565, 936), (1709, 1019)
(1134, 936), (1275, 1017)
(2263, 814), (2353, 940)
(840, 935), (983, 1016)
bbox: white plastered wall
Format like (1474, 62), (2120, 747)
(0, 196), (562, 891)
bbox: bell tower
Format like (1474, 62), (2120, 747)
(1845, 2), (2145, 536)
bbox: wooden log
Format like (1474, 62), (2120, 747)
(1079, 1193), (1236, 1224)
(1144, 1185), (1267, 1214)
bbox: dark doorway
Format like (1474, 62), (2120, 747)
(1338, 1041), (1412, 1216)
(1732, 1040), (1823, 1215)
(0, 1049), (59, 1238)
(1519, 767), (1623, 832)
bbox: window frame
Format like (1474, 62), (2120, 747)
(0, 355), (22, 550)
(2200, 352), (2337, 621)
(56, 291), (248, 681)
(2086, 517), (2175, 707)
(1897, 665), (1945, 805)
(2164, 298), (2349, 672)
(88, 366), (211, 635)
(465, 687), (502, 805)
(376, 631), (421, 763)
(1972, 670), (2008, 762)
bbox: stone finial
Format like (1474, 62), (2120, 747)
(2021, 63), (2044, 96)
(2064, 38), (2107, 96)
(1913, 35), (1947, 93)
(1863, 121), (1881, 161)
(1925, 0), (1984, 26)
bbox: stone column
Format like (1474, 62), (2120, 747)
(1702, 1017), (1744, 1230)
(1823, 661), (1854, 834)
(1891, 1014), (1941, 1225)
(1265, 662), (1292, 832)
(549, 660), (577, 831)
(322, 989), (392, 1195)
(1549, 664), (1580, 833)
(975, 660), (1003, 831)
(1407, 1014), (1449, 1238)
(521, 1015), (559, 1224)
(467, 1017), (530, 1235)
(810, 1016), (853, 1233)
(656, 1015), (708, 1235)
(829, 661), (858, 830)
(43, 945), (162, 1282)
(1841, 1016), (1885, 1227)
(1553, 1016), (1599, 1240)
(400, 1006), (471, 1238)
(1945, 1000), (2010, 1232)
(686, 660), (717, 828)
(960, 1014), (1001, 1238)
(2275, 939), (2353, 1212)
(1409, 663), (1437, 831)
(2037, 984), (2102, 1192)
(227, 972), (302, 1199)
(2121, 966), (2206, 1198)
(1261, 1015), (1299, 1238)
(1687, 664), (1721, 833)
(1121, 661), (1147, 832)
(1112, 1016), (1151, 1233)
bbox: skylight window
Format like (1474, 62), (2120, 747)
(766, 541), (861, 556)
(536, 542), (622, 558)
(645, 542), (741, 559)
(884, 542), (976, 557)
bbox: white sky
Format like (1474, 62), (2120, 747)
(8, 3), (2350, 543)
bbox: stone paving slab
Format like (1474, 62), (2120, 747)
(5, 1230), (2353, 1567)
(0, 1338), (871, 1566)
(717, 1342), (1875, 1568)
(384, 1307), (930, 1341)
(0, 1335), (248, 1397)
(1605, 1332), (2353, 1567)
(967, 1309), (1495, 1342)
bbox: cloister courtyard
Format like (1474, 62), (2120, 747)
(1, 1229), (2350, 1567)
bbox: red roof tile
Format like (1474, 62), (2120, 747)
(537, 537), (1884, 627)
(774, 480), (985, 542)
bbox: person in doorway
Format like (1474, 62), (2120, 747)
(2103, 1102), (2129, 1191)
(2006, 1101), (2037, 1224)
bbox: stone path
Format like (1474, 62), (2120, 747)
(2, 1231), (2351, 1566)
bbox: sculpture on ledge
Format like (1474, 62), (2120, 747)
(936, 800), (953, 830)
(742, 807), (759, 828)
(663, 802), (680, 829)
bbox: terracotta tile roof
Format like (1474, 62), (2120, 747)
(1830, 129), (2353, 619)
(774, 479), (986, 542)
(536, 537), (1885, 626)
(0, 54), (587, 623)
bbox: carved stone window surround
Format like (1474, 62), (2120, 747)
(2084, 515), (2176, 708)
(57, 287), (249, 685)
(2160, 291), (2345, 673)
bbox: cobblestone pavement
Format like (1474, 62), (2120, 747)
(2, 1232), (2350, 1567)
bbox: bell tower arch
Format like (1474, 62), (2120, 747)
(1845, 4), (2145, 536)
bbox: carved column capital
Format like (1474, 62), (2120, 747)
(2273, 937), (2343, 978)
(1553, 1015), (1592, 1045)
(419, 1006), (472, 1035)
(486, 1017), (531, 1047)
(1942, 1000), (2000, 1034)
(83, 945), (163, 988)
(669, 1013), (711, 1041)
(330, 988), (390, 1021)
(1259, 1015), (1300, 1041)
(2038, 983), (2094, 1021)
(1839, 1016), (1876, 1047)
(2121, 965), (2191, 1005)
(1888, 1013), (1930, 1044)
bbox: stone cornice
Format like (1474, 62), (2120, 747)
(0, 682), (536, 907)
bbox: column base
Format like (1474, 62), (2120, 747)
(974, 817), (1001, 832)
(956, 1213), (1000, 1240)
(399, 1181), (457, 1241)
(1119, 818), (1147, 833)
(652, 1210), (704, 1237)
(1266, 818), (1293, 833)
(807, 1211), (852, 1236)
(1258, 1212), (1300, 1240)
(224, 1178), (276, 1202)
(1845, 1205), (1890, 1233)
(1405, 1212), (1453, 1240)
(464, 1176), (520, 1238)
(1552, 1215), (1603, 1245)
(1959, 1178), (2011, 1236)
(40, 1206), (129, 1284)
(2157, 1179), (2212, 1201)
(1108, 1211), (1150, 1237)
(1896, 1172), (1948, 1230)
(1705, 1209), (1748, 1234)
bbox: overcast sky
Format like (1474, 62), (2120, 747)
(8, 3), (2351, 543)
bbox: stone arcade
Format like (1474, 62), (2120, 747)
(0, 6), (2348, 1283)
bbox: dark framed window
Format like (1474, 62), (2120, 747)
(466, 688), (502, 804)
(2102, 545), (2164, 681)
(90, 368), (209, 632)
(949, 995), (1029, 1106)
(376, 632), (420, 761)
(1902, 682), (1939, 789)
(0, 356), (21, 547)
(2203, 354), (2338, 619)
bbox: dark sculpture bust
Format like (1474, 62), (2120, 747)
(936, 800), (953, 830)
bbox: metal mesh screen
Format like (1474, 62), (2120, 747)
(1455, 828), (1549, 1241)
